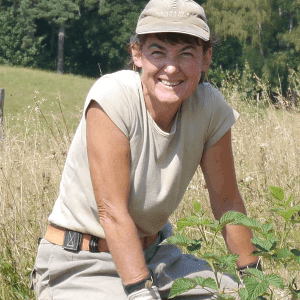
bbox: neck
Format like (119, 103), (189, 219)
(143, 89), (181, 133)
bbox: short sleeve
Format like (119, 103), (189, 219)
(203, 84), (239, 150)
(83, 74), (133, 137)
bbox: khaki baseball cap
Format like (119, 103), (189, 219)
(136, 0), (210, 41)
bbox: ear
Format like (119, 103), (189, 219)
(131, 44), (143, 68)
(202, 48), (213, 72)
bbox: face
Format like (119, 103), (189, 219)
(132, 35), (212, 108)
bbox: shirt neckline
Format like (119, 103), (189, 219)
(136, 72), (180, 137)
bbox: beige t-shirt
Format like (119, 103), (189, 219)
(48, 70), (239, 238)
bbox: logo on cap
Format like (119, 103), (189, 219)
(169, 0), (177, 9)
(168, 0), (193, 10)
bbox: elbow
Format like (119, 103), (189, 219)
(97, 198), (131, 229)
(98, 201), (118, 227)
(211, 194), (246, 220)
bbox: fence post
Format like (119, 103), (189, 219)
(0, 88), (4, 140)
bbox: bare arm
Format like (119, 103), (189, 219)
(86, 100), (149, 285)
(200, 130), (258, 268)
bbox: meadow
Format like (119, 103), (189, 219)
(0, 65), (299, 299)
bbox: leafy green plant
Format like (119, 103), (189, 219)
(0, 244), (33, 300)
(167, 187), (300, 299)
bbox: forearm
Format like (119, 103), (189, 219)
(211, 189), (246, 220)
(201, 131), (258, 268)
(212, 200), (259, 268)
(101, 214), (150, 286)
(222, 224), (258, 268)
(211, 194), (258, 268)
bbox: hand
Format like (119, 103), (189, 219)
(128, 286), (161, 300)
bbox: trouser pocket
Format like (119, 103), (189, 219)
(30, 266), (52, 300)
(30, 267), (36, 290)
(31, 238), (54, 299)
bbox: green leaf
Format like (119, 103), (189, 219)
(192, 276), (218, 290)
(203, 277), (218, 290)
(187, 239), (202, 253)
(209, 220), (219, 231)
(262, 223), (273, 233)
(251, 236), (277, 252)
(177, 218), (195, 232)
(285, 194), (294, 207)
(235, 217), (260, 230)
(277, 248), (293, 259)
(277, 208), (300, 223)
(199, 219), (211, 226)
(244, 277), (269, 300)
(269, 186), (284, 202)
(217, 254), (239, 270)
(238, 288), (249, 300)
(177, 216), (210, 231)
(246, 268), (266, 281)
(193, 201), (201, 213)
(221, 211), (261, 230)
(265, 274), (284, 289)
(192, 276), (205, 286)
(291, 249), (300, 263)
(219, 211), (241, 225)
(165, 235), (191, 246)
(291, 219), (300, 225)
(168, 278), (197, 299)
(187, 216), (210, 226)
(220, 254), (239, 265)
(202, 252), (220, 261)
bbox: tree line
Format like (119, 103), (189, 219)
(0, 0), (299, 96)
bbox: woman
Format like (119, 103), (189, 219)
(31, 0), (258, 299)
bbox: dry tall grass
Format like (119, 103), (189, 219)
(172, 82), (300, 299)
(0, 95), (80, 299)
(0, 78), (299, 299)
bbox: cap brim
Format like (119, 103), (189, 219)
(136, 22), (210, 41)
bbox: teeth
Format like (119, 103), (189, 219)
(161, 80), (181, 86)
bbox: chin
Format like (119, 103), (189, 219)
(158, 95), (182, 104)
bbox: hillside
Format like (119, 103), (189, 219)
(0, 65), (95, 120)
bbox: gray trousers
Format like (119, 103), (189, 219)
(30, 223), (238, 300)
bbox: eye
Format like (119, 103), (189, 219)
(181, 52), (194, 58)
(151, 51), (165, 57)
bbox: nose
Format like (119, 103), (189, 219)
(163, 56), (180, 74)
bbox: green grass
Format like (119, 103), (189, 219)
(0, 65), (95, 129)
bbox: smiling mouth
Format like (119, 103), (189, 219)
(159, 79), (183, 87)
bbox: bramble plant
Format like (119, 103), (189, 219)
(166, 187), (300, 300)
(0, 66), (299, 298)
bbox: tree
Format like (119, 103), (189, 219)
(278, 0), (300, 50)
(0, 0), (44, 67)
(31, 0), (81, 74)
(204, 0), (300, 95)
(82, 0), (147, 74)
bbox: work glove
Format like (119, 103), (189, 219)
(128, 286), (161, 300)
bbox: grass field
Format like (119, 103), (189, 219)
(0, 65), (299, 299)
(0, 65), (95, 131)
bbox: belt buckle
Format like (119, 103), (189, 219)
(63, 230), (82, 251)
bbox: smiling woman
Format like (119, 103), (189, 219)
(30, 1), (258, 300)
(131, 34), (212, 132)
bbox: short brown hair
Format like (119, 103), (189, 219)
(138, 33), (212, 52)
